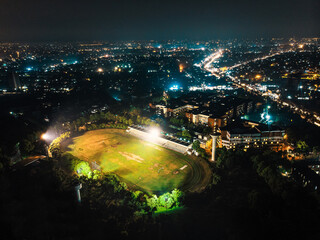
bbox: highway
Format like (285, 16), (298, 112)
(196, 49), (224, 79)
(198, 49), (320, 127)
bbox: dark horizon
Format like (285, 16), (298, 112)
(0, 0), (319, 42)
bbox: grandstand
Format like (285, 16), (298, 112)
(127, 126), (192, 154)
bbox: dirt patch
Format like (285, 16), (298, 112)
(119, 152), (145, 163)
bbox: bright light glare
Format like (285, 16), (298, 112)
(149, 128), (160, 138)
(145, 127), (162, 143)
(169, 85), (179, 91)
(41, 133), (51, 141)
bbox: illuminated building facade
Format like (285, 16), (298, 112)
(221, 121), (286, 150)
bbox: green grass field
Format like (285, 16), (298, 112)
(66, 129), (193, 194)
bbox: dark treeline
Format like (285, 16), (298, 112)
(69, 110), (158, 133)
(1, 146), (320, 240)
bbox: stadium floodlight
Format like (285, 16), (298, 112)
(149, 128), (160, 138)
(41, 132), (54, 142)
(145, 127), (162, 143)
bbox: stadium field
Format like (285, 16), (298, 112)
(66, 129), (195, 194)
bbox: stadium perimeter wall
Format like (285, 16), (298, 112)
(127, 127), (191, 154)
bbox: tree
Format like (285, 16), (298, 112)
(206, 139), (213, 152)
(313, 146), (320, 154)
(20, 139), (35, 154)
(129, 108), (141, 118)
(198, 148), (207, 158)
(146, 195), (158, 211)
(159, 193), (174, 209)
(296, 140), (309, 154)
(248, 189), (262, 209)
(182, 129), (192, 139)
(212, 173), (221, 185)
(75, 161), (92, 177)
(192, 140), (201, 152)
(171, 189), (183, 207)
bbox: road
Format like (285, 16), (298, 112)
(198, 48), (320, 127)
(196, 49), (224, 78)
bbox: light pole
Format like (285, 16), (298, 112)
(210, 132), (221, 162)
(75, 183), (82, 203)
(41, 133), (52, 158)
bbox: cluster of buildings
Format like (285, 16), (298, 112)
(153, 94), (253, 129)
(151, 93), (286, 151)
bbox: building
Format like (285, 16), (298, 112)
(186, 107), (234, 128)
(154, 103), (198, 117)
(151, 95), (253, 129)
(221, 120), (286, 150)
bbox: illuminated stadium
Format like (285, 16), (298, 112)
(64, 128), (210, 194)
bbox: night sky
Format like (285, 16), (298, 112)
(0, 0), (319, 41)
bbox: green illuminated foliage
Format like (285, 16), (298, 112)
(146, 189), (183, 212)
(147, 195), (159, 210)
(132, 190), (143, 200)
(49, 131), (71, 156)
(75, 161), (92, 177)
(159, 192), (174, 209)
(296, 140), (309, 153)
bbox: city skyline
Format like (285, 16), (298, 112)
(0, 1), (320, 239)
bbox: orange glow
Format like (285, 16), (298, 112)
(220, 67), (228, 72)
(97, 68), (103, 72)
(179, 64), (184, 73)
(41, 133), (50, 140)
(255, 74), (262, 80)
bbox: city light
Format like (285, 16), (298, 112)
(97, 68), (103, 72)
(255, 74), (262, 80)
(198, 49), (224, 79)
(179, 64), (184, 73)
(41, 132), (55, 142)
(169, 85), (179, 91)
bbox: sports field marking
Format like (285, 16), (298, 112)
(119, 152), (144, 163)
(180, 165), (188, 170)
